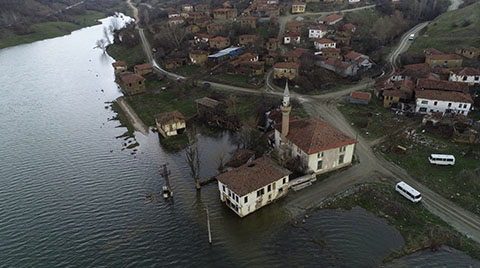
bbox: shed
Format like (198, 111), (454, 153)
(347, 91), (371, 105)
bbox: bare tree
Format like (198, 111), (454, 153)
(185, 128), (201, 190)
(95, 39), (107, 53)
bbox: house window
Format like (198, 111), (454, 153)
(339, 146), (346, 152)
(421, 100), (428, 104)
(267, 184), (272, 192)
(419, 107), (427, 112)
(459, 103), (462, 108)
(317, 160), (323, 170)
(222, 185), (226, 192)
(463, 76), (468, 81)
(339, 154), (344, 164)
(448, 103), (452, 107)
(317, 152), (324, 158)
(434, 101), (437, 106)
(283, 178), (286, 184)
(464, 104), (468, 108)
(257, 188), (265, 197)
(228, 190), (232, 197)
(475, 76), (479, 81)
(244, 196), (248, 203)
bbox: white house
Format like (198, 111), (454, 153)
(314, 38), (336, 50)
(308, 25), (327, 39)
(415, 89), (473, 116)
(449, 68), (480, 86)
(344, 51), (372, 69)
(284, 33), (301, 44)
(216, 156), (291, 217)
(274, 83), (358, 174)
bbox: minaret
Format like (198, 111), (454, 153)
(281, 81), (292, 144)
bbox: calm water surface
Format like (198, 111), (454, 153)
(0, 16), (479, 268)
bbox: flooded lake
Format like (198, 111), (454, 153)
(0, 15), (478, 267)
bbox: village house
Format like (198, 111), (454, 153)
(185, 24), (200, 34)
(230, 61), (265, 75)
(189, 50), (209, 66)
(342, 23), (356, 34)
(168, 11), (180, 18)
(449, 67), (480, 85)
(415, 90), (473, 116)
(119, 73), (146, 95)
(194, 17), (211, 28)
(238, 52), (259, 62)
(286, 21), (303, 33)
(265, 53), (278, 65)
(195, 97), (225, 119)
(216, 156), (291, 217)
(195, 3), (211, 14)
(265, 38), (279, 52)
(417, 78), (468, 93)
(347, 91), (371, 105)
(334, 35), (351, 46)
(283, 32), (301, 44)
(308, 25), (327, 39)
(194, 33), (212, 44)
(207, 23), (223, 35)
(425, 54), (463, 68)
(209, 36), (231, 49)
(291, 1), (306, 14)
(321, 47), (341, 59)
(382, 79), (415, 108)
(164, 58), (186, 69)
(306, 0), (320, 3)
(274, 83), (358, 173)
(455, 45), (480, 59)
(238, 34), (259, 46)
(154, 110), (186, 138)
(188, 12), (205, 21)
(168, 16), (184, 26)
(319, 13), (343, 25)
(134, 63), (153, 76)
(344, 51), (372, 69)
(273, 62), (300, 80)
(213, 8), (237, 20)
(240, 16), (258, 28)
(112, 61), (127, 74)
(208, 47), (243, 63)
(317, 58), (357, 77)
(283, 48), (309, 62)
(314, 38), (336, 50)
(182, 4), (194, 12)
(257, 5), (280, 17)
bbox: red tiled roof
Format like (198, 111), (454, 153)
(350, 91), (371, 100)
(275, 117), (357, 155)
(120, 73), (145, 84)
(284, 32), (300, 38)
(238, 52), (258, 60)
(415, 89), (473, 104)
(287, 21), (303, 27)
(315, 38), (335, 44)
(216, 156), (291, 196)
(324, 59), (352, 70)
(383, 89), (408, 99)
(417, 78), (468, 93)
(456, 67), (480, 76)
(321, 47), (340, 53)
(344, 51), (363, 60)
(214, 8), (235, 12)
(284, 48), (309, 58)
(274, 62), (300, 69)
(154, 110), (185, 125)
(135, 63), (153, 70)
(112, 61), (127, 67)
(343, 23), (356, 32)
(309, 24), (327, 31)
(427, 54), (463, 60)
(292, 1), (306, 5)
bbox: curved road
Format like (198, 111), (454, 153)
(125, 0), (480, 243)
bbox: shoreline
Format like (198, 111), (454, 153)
(114, 96), (149, 136)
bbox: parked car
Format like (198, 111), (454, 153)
(408, 34), (415, 40)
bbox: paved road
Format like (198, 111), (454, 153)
(125, 0), (480, 243)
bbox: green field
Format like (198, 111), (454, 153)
(324, 184), (480, 262)
(106, 42), (145, 67)
(383, 131), (480, 215)
(0, 10), (108, 49)
(408, 2), (480, 53)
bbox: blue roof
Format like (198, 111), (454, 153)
(208, 47), (243, 58)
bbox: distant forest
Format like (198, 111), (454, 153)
(0, 0), (121, 33)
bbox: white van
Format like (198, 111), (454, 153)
(395, 181), (422, 203)
(428, 154), (455, 166)
(409, 34), (415, 40)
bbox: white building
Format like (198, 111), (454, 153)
(314, 38), (336, 50)
(216, 156), (291, 217)
(449, 68), (480, 86)
(415, 89), (473, 116)
(283, 33), (301, 44)
(274, 83), (358, 174)
(308, 25), (327, 39)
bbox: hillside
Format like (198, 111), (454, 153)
(408, 2), (480, 53)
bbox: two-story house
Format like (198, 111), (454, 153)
(154, 110), (186, 138)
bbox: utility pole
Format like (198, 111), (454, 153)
(206, 205), (212, 244)
(161, 163), (173, 200)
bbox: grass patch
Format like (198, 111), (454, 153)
(106, 42), (145, 67)
(337, 95), (415, 140)
(210, 73), (264, 88)
(0, 10), (107, 49)
(160, 133), (189, 151)
(323, 184), (480, 262)
(111, 101), (135, 138)
(408, 2), (480, 54)
(175, 65), (200, 76)
(382, 132), (480, 215)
